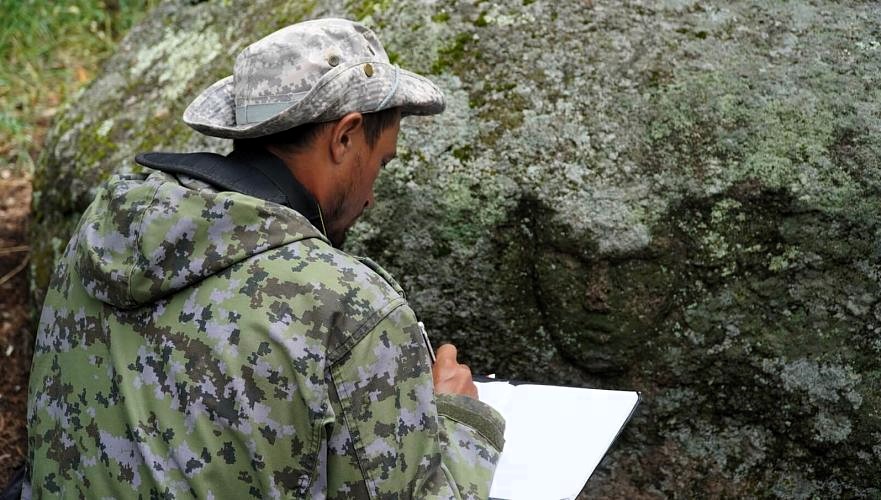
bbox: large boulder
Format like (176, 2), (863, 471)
(31, 0), (881, 496)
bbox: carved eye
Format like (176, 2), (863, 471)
(327, 54), (341, 67)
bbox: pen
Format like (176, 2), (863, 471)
(417, 321), (437, 364)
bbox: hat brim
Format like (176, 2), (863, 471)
(183, 62), (445, 139)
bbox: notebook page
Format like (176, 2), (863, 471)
(482, 384), (639, 500)
(476, 380), (518, 415)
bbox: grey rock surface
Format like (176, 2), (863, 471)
(31, 0), (881, 497)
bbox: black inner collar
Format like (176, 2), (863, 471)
(135, 148), (327, 237)
(226, 148), (326, 233)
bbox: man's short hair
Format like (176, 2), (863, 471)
(233, 107), (399, 153)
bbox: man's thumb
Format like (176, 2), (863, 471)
(435, 343), (457, 362)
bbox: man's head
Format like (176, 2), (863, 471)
(311, 109), (400, 249)
(235, 107), (401, 248)
(182, 18), (445, 246)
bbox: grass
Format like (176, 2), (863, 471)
(0, 0), (158, 173)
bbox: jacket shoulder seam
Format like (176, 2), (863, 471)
(326, 298), (407, 364)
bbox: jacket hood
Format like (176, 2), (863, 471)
(74, 170), (327, 309)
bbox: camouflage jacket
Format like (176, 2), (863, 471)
(26, 156), (505, 499)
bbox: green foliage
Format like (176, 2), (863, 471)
(0, 0), (157, 173)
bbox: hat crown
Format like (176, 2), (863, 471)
(233, 19), (388, 113)
(182, 17), (444, 139)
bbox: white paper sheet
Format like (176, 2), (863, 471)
(476, 381), (639, 500)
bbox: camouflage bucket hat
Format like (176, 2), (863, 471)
(183, 18), (445, 139)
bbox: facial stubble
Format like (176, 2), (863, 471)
(323, 154), (367, 249)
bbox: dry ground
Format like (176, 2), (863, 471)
(0, 171), (32, 486)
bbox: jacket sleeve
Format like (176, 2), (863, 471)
(327, 301), (505, 499)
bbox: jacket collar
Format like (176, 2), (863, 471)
(225, 148), (328, 236)
(135, 148), (328, 238)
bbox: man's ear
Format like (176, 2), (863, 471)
(329, 112), (364, 164)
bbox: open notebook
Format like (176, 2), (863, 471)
(474, 379), (640, 500)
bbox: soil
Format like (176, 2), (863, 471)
(0, 171), (32, 486)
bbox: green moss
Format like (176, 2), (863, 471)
(385, 49), (400, 65)
(431, 176), (495, 252)
(644, 67), (878, 218)
(431, 32), (473, 75)
(29, 214), (82, 313)
(347, 0), (393, 23)
(260, 0), (318, 31)
(29, 237), (57, 309)
(474, 11), (489, 27)
(136, 112), (192, 153)
(80, 122), (118, 169)
(450, 146), (473, 162)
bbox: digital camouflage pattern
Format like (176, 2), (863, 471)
(183, 18), (445, 139)
(26, 169), (504, 498)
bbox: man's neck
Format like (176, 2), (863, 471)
(265, 145), (331, 211)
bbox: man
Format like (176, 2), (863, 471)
(25, 18), (504, 499)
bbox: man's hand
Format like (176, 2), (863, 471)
(432, 344), (478, 399)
